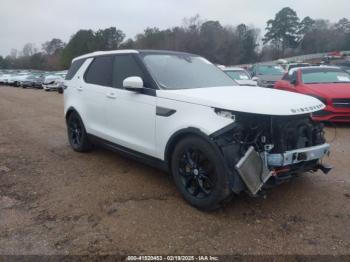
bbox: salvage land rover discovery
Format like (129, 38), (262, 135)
(64, 50), (331, 211)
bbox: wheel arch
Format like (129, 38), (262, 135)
(164, 126), (245, 194)
(164, 127), (217, 168)
(65, 106), (82, 123)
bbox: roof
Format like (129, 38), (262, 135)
(72, 49), (198, 62)
(288, 66), (340, 75)
(72, 49), (139, 62)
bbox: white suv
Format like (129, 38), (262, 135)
(64, 50), (331, 210)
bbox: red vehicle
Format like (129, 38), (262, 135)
(274, 66), (350, 122)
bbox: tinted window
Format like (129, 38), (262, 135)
(282, 73), (290, 81)
(291, 71), (297, 82)
(113, 55), (145, 89)
(85, 56), (113, 86)
(66, 59), (86, 80)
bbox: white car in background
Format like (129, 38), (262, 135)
(9, 72), (30, 87)
(7, 72), (29, 87)
(42, 72), (67, 92)
(222, 67), (257, 86)
(0, 74), (11, 84)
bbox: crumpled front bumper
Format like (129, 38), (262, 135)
(267, 143), (330, 167)
(235, 143), (331, 195)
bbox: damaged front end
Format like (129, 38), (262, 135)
(211, 111), (332, 195)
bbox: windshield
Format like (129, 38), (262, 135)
(256, 65), (284, 75)
(142, 53), (236, 89)
(302, 69), (350, 84)
(224, 70), (251, 81)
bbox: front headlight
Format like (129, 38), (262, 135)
(214, 108), (236, 121)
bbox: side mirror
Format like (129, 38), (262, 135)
(123, 76), (143, 91)
(252, 76), (259, 82)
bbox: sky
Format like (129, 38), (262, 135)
(0, 0), (349, 56)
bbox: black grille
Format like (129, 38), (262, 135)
(312, 110), (332, 117)
(333, 98), (350, 108)
(331, 116), (350, 121)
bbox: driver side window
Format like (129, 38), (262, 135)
(282, 73), (290, 81)
(113, 55), (145, 89)
(290, 71), (297, 84)
(282, 71), (297, 84)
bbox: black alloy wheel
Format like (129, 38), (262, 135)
(178, 148), (216, 199)
(171, 136), (232, 211)
(67, 112), (91, 152)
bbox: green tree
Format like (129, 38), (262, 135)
(0, 56), (5, 69)
(236, 24), (259, 63)
(61, 28), (125, 67)
(298, 16), (315, 36)
(94, 27), (125, 50)
(335, 18), (350, 33)
(199, 21), (225, 63)
(42, 38), (65, 55)
(263, 7), (300, 55)
(60, 30), (97, 67)
(30, 53), (46, 69)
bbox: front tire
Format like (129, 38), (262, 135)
(67, 112), (91, 152)
(171, 136), (232, 211)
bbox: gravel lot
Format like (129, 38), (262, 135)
(0, 85), (349, 256)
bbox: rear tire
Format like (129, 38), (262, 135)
(171, 136), (232, 211)
(67, 112), (91, 152)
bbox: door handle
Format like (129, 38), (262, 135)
(77, 86), (83, 91)
(106, 92), (117, 99)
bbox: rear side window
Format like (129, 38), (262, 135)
(85, 56), (113, 87)
(113, 55), (145, 89)
(282, 73), (290, 81)
(291, 71), (297, 82)
(66, 59), (86, 80)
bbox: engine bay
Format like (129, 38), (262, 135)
(211, 111), (331, 195)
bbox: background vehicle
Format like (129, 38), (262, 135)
(275, 66), (350, 122)
(20, 75), (44, 88)
(285, 62), (311, 72)
(64, 50), (331, 210)
(42, 71), (67, 91)
(249, 64), (285, 88)
(335, 61), (350, 74)
(0, 74), (11, 84)
(222, 67), (257, 86)
(11, 72), (30, 87)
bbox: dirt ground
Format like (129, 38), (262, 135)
(0, 85), (349, 256)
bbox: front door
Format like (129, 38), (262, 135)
(104, 54), (157, 157)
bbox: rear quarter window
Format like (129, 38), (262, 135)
(65, 59), (86, 80)
(84, 56), (113, 87)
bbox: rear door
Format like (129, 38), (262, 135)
(81, 56), (114, 137)
(104, 54), (157, 157)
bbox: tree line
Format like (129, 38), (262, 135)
(1, 7), (349, 70)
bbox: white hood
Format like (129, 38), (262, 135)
(156, 86), (325, 116)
